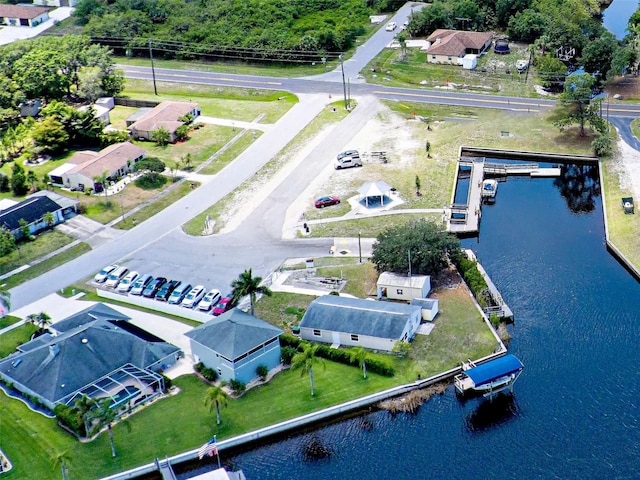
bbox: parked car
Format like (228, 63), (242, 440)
(182, 285), (206, 308)
(212, 295), (234, 316)
(130, 274), (153, 296)
(105, 267), (129, 288)
(94, 265), (117, 283)
(116, 271), (139, 293)
(334, 150), (362, 169)
(156, 280), (181, 302)
(142, 277), (167, 298)
(315, 196), (341, 208)
(198, 289), (222, 311)
(385, 22), (396, 31)
(168, 282), (192, 305)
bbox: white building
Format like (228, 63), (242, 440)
(376, 272), (431, 302)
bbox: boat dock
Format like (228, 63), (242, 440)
(448, 159), (483, 235)
(464, 249), (513, 319)
(454, 354), (524, 399)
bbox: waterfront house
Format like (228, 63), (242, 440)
(185, 310), (283, 385)
(0, 5), (49, 27)
(0, 303), (180, 411)
(424, 29), (493, 65)
(299, 295), (422, 352)
(0, 195), (66, 240)
(127, 101), (200, 142)
(48, 142), (145, 192)
(376, 272), (431, 302)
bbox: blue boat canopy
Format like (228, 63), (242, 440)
(465, 354), (524, 387)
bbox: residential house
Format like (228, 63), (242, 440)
(377, 272), (431, 302)
(48, 142), (145, 192)
(0, 303), (181, 411)
(0, 195), (66, 240)
(33, 0), (79, 7)
(299, 295), (422, 352)
(127, 101), (200, 142)
(424, 29), (493, 65)
(185, 310), (283, 385)
(0, 5), (49, 27)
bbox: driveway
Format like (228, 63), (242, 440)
(56, 215), (125, 248)
(0, 7), (73, 46)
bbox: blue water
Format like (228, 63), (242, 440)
(603, 0), (638, 39)
(180, 166), (640, 479)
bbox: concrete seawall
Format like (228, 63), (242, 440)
(460, 146), (599, 164)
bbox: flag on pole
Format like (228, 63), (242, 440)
(198, 438), (218, 460)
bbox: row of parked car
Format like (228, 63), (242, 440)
(93, 265), (234, 315)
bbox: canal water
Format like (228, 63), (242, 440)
(179, 165), (640, 479)
(603, 0), (638, 39)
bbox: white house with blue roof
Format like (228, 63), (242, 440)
(299, 295), (422, 352)
(185, 310), (283, 385)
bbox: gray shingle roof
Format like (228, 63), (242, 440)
(52, 303), (130, 333)
(185, 310), (282, 360)
(300, 295), (421, 340)
(0, 196), (62, 231)
(0, 308), (179, 405)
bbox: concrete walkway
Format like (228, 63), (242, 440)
(196, 115), (273, 132)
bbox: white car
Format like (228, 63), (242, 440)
(385, 22), (396, 31)
(181, 285), (207, 308)
(105, 266), (129, 288)
(116, 271), (139, 293)
(197, 289), (222, 311)
(94, 265), (117, 283)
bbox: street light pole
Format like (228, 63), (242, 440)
(358, 231), (362, 263)
(339, 53), (348, 110)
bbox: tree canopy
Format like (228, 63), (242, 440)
(371, 219), (461, 276)
(551, 73), (605, 137)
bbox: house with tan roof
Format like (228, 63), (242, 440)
(48, 142), (145, 193)
(127, 101), (200, 142)
(424, 29), (493, 65)
(0, 4), (49, 27)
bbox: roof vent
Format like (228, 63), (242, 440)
(49, 344), (60, 356)
(81, 338), (88, 344)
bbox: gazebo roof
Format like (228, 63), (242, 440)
(358, 181), (392, 197)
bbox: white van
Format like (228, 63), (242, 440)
(334, 150), (362, 169)
(105, 266), (129, 288)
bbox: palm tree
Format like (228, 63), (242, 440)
(42, 211), (55, 229)
(0, 287), (10, 312)
(231, 268), (272, 315)
(73, 394), (96, 437)
(291, 343), (325, 396)
(26, 311), (51, 333)
(93, 398), (118, 457)
(349, 346), (368, 379)
(93, 169), (110, 205)
(204, 386), (228, 425)
(26, 170), (38, 192)
(51, 450), (70, 480)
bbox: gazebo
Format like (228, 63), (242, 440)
(358, 181), (393, 208)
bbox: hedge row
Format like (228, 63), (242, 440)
(194, 362), (218, 382)
(454, 256), (487, 297)
(279, 334), (395, 377)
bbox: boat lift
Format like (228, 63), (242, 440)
(454, 354), (524, 400)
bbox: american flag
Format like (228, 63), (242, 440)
(198, 438), (218, 460)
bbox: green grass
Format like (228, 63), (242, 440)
(112, 181), (196, 230)
(1, 243), (92, 289)
(0, 230), (75, 277)
(199, 130), (260, 175)
(0, 315), (20, 329)
(123, 79), (297, 123)
(0, 323), (37, 358)
(631, 118), (640, 139)
(316, 262), (379, 298)
(183, 101), (349, 236)
(308, 213), (441, 238)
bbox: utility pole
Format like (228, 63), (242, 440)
(358, 231), (362, 263)
(408, 249), (412, 277)
(148, 38), (158, 96)
(339, 53), (348, 110)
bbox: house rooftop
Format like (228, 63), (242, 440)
(28, 190), (78, 211)
(300, 295), (422, 340)
(0, 5), (49, 19)
(426, 29), (493, 57)
(0, 196), (62, 231)
(377, 272), (430, 289)
(128, 101), (198, 133)
(66, 142), (145, 179)
(185, 309), (282, 361)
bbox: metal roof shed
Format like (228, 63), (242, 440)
(465, 354), (524, 387)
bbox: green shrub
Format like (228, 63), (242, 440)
(280, 346), (297, 364)
(256, 364), (269, 380)
(161, 373), (172, 392)
(194, 362), (218, 382)
(135, 173), (167, 190)
(229, 379), (245, 395)
(54, 404), (84, 436)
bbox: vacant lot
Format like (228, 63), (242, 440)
(0, 230), (75, 277)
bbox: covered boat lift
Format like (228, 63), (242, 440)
(455, 354), (524, 399)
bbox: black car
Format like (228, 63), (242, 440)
(142, 277), (167, 298)
(155, 280), (181, 301)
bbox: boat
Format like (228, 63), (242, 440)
(454, 354), (524, 399)
(481, 179), (498, 201)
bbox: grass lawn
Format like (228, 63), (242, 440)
(0, 323), (37, 358)
(199, 130), (259, 176)
(123, 79), (297, 123)
(0, 315), (20, 329)
(316, 261), (379, 298)
(1, 243), (91, 289)
(183, 101), (349, 235)
(308, 213), (441, 238)
(112, 181), (196, 230)
(0, 230), (75, 277)
(601, 158), (640, 268)
(108, 106), (138, 130)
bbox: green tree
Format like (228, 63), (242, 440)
(180, 153), (193, 171)
(397, 31), (408, 60)
(0, 285), (11, 312)
(42, 211), (55, 229)
(230, 268), (272, 316)
(0, 174), (8, 193)
(73, 394), (96, 436)
(175, 124), (190, 141)
(534, 54), (567, 89)
(51, 450), (71, 480)
(26, 170), (39, 192)
(26, 311), (51, 332)
(291, 343), (325, 396)
(507, 9), (546, 43)
(150, 126), (170, 146)
(132, 157), (166, 183)
(93, 169), (110, 204)
(371, 219), (461, 276)
(579, 30), (619, 81)
(12, 49), (71, 101)
(0, 229), (16, 257)
(552, 73), (605, 137)
(204, 386), (228, 426)
(77, 66), (105, 102)
(11, 163), (28, 196)
(392, 341), (411, 357)
(92, 398), (119, 457)
(18, 218), (30, 240)
(349, 346), (368, 379)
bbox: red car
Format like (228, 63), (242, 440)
(212, 295), (234, 316)
(315, 196), (340, 208)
